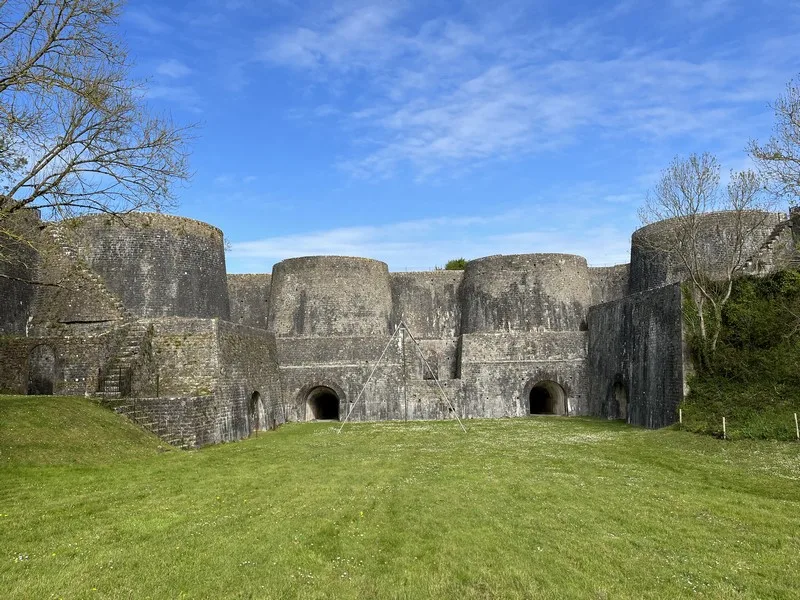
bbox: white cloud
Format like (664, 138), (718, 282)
(256, 1), (799, 179)
(125, 10), (172, 34)
(145, 85), (203, 113)
(156, 59), (193, 78)
(227, 201), (635, 272)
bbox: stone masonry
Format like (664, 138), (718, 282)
(0, 210), (796, 447)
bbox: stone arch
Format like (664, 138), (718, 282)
(249, 391), (265, 434)
(28, 344), (56, 395)
(523, 379), (567, 416)
(297, 382), (347, 421)
(612, 378), (628, 421)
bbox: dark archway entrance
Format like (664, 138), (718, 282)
(613, 382), (628, 420)
(306, 386), (340, 421)
(28, 345), (55, 395)
(249, 391), (264, 433)
(529, 380), (566, 415)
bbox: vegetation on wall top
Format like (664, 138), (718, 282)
(681, 269), (800, 440)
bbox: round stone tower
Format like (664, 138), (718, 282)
(629, 210), (783, 294)
(268, 256), (393, 337)
(65, 212), (230, 319)
(460, 253), (591, 333)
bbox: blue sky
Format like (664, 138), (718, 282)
(122, 0), (800, 273)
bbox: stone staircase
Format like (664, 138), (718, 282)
(47, 225), (129, 319)
(743, 218), (794, 275)
(97, 321), (150, 398)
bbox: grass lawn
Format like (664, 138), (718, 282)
(2, 396), (800, 599)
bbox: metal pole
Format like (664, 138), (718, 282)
(337, 325), (401, 433)
(401, 320), (467, 433)
(402, 325), (407, 422)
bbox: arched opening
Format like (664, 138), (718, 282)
(306, 386), (340, 421)
(528, 380), (566, 415)
(249, 391), (264, 433)
(613, 382), (628, 420)
(28, 345), (55, 395)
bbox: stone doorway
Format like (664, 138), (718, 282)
(613, 382), (628, 420)
(528, 380), (567, 415)
(249, 391), (264, 433)
(306, 386), (340, 421)
(28, 345), (56, 395)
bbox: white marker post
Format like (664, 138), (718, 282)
(679, 408), (683, 425)
(794, 413), (799, 442)
(722, 416), (727, 440)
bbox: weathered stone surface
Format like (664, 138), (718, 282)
(460, 254), (591, 333)
(60, 213), (230, 320)
(588, 284), (684, 428)
(228, 273), (271, 329)
(0, 209), (40, 336)
(629, 211), (785, 294)
(268, 256), (392, 337)
(2, 209), (794, 447)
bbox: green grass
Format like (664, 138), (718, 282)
(2, 396), (800, 599)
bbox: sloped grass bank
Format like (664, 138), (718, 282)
(681, 270), (800, 440)
(2, 396), (800, 599)
(0, 395), (168, 466)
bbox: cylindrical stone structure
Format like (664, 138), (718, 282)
(460, 254), (591, 333)
(63, 213), (230, 319)
(629, 210), (784, 294)
(268, 256), (393, 337)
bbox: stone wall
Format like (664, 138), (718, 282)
(460, 254), (591, 333)
(61, 213), (230, 320)
(587, 283), (684, 428)
(589, 264), (630, 305)
(390, 271), (463, 338)
(0, 209), (40, 335)
(228, 274), (271, 330)
(460, 332), (588, 418)
(629, 211), (784, 293)
(216, 320), (284, 434)
(269, 256), (392, 337)
(148, 318), (218, 397)
(0, 328), (127, 395)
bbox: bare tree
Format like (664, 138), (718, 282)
(749, 75), (800, 205)
(639, 153), (777, 369)
(0, 0), (191, 274)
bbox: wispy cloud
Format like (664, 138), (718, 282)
(213, 174), (259, 187)
(125, 9), (172, 34)
(156, 59), (193, 78)
(228, 199), (636, 272)
(145, 85), (203, 113)
(256, 1), (798, 178)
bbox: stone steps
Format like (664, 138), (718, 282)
(743, 218), (793, 274)
(97, 322), (150, 397)
(46, 225), (130, 318)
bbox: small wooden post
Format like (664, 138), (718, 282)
(794, 413), (799, 441)
(722, 416), (727, 440)
(679, 408), (683, 424)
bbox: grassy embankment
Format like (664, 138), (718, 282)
(681, 269), (800, 440)
(2, 395), (800, 599)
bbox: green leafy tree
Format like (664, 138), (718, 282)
(444, 258), (467, 270)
